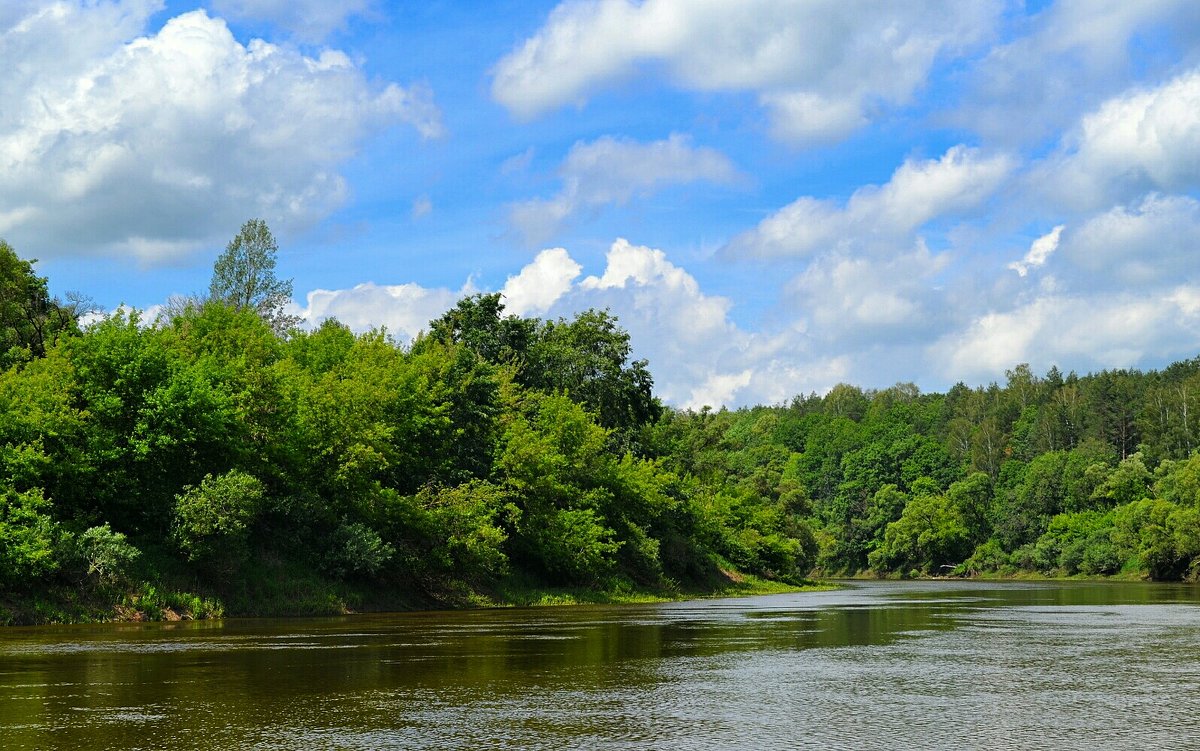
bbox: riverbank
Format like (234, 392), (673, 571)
(0, 570), (834, 626)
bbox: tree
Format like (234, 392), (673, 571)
(426, 296), (661, 441)
(869, 489), (971, 574)
(526, 309), (661, 435)
(0, 486), (61, 588)
(209, 219), (299, 335)
(173, 470), (264, 572)
(0, 240), (80, 369)
(424, 293), (536, 364)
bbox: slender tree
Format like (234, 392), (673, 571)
(0, 240), (80, 368)
(209, 219), (299, 335)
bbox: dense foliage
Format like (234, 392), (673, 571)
(2, 228), (1199, 621)
(650, 363), (1200, 580)
(0, 231), (816, 621)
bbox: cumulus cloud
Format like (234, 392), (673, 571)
(726, 146), (1013, 258)
(1058, 195), (1200, 286)
(0, 4), (440, 262)
(930, 289), (1200, 385)
(500, 248), (581, 317)
(552, 239), (847, 407)
(786, 242), (952, 344)
(957, 0), (1200, 145)
(492, 0), (1001, 144)
(297, 281), (469, 342)
(1008, 225), (1064, 277)
(211, 0), (376, 42)
(933, 191), (1200, 385)
(509, 134), (739, 244)
(1036, 68), (1200, 211)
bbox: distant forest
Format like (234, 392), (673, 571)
(2, 222), (1199, 623)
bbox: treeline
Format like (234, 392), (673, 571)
(650, 361), (1200, 580)
(3, 222), (1200, 623)
(0, 225), (813, 621)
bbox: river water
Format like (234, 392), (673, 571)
(3, 580), (1200, 749)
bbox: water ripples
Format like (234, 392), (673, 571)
(4, 580), (1200, 750)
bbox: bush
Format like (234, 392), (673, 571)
(322, 521), (394, 578)
(73, 524), (140, 585)
(173, 470), (263, 572)
(528, 507), (620, 584)
(1079, 535), (1122, 575)
(0, 487), (60, 589)
(963, 539), (1009, 574)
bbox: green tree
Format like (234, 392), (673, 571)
(0, 486), (61, 589)
(173, 470), (264, 572)
(869, 489), (970, 574)
(71, 524), (141, 586)
(209, 219), (299, 335)
(424, 293), (536, 364)
(946, 472), (993, 544)
(525, 309), (661, 437)
(1153, 453), (1200, 507)
(0, 240), (80, 369)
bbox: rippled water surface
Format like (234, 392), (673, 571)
(4, 580), (1200, 749)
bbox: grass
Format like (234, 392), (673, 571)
(1, 554), (840, 626)
(471, 569), (836, 609)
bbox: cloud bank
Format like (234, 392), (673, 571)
(492, 0), (1001, 144)
(0, 2), (439, 262)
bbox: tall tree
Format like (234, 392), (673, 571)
(0, 240), (80, 369)
(209, 219), (299, 335)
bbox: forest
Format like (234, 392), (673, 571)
(2, 221), (1200, 623)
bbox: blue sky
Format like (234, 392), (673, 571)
(4, 0), (1200, 407)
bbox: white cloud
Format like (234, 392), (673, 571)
(957, 0), (1200, 145)
(931, 289), (1200, 385)
(298, 281), (469, 342)
(492, 0), (1001, 144)
(786, 242), (953, 345)
(1008, 225), (1064, 277)
(556, 239), (849, 407)
(688, 370), (753, 412)
(0, 4), (440, 262)
(509, 134), (738, 244)
(500, 248), (582, 317)
(726, 146), (1013, 257)
(211, 0), (376, 42)
(1058, 195), (1200, 285)
(1037, 68), (1200, 210)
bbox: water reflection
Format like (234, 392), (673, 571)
(3, 580), (1200, 750)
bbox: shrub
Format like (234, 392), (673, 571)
(74, 524), (140, 585)
(0, 487), (60, 588)
(322, 521), (393, 578)
(173, 470), (263, 572)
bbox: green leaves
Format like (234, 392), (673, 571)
(172, 471), (263, 572)
(0, 487), (61, 588)
(0, 240), (80, 370)
(209, 219), (299, 335)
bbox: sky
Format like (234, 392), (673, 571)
(4, 0), (1200, 408)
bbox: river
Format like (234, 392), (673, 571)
(3, 580), (1199, 749)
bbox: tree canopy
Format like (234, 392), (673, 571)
(3, 234), (1200, 624)
(209, 219), (299, 334)
(0, 240), (79, 370)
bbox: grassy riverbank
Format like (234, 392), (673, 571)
(0, 570), (834, 626)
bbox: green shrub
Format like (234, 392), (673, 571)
(73, 524), (140, 585)
(322, 520), (393, 578)
(0, 487), (60, 588)
(173, 470), (263, 572)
